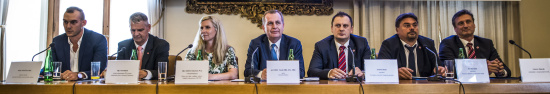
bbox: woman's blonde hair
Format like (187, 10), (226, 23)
(189, 16), (229, 65)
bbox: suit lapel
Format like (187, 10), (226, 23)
(453, 35), (466, 55)
(141, 35), (154, 69)
(395, 37), (407, 67)
(78, 30), (89, 71)
(328, 38), (338, 69)
(473, 37), (483, 59)
(279, 35), (288, 60)
(347, 38), (356, 70)
(61, 35), (72, 71)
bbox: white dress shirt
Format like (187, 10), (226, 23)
(400, 39), (420, 77)
(68, 31), (87, 79)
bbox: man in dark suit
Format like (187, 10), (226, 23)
(51, 7), (107, 80)
(378, 13), (445, 80)
(244, 10), (305, 79)
(439, 10), (510, 77)
(114, 12), (170, 80)
(308, 12), (369, 80)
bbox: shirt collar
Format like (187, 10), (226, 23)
(400, 39), (418, 47)
(269, 38), (281, 48)
(459, 37), (474, 47)
(334, 38), (350, 49)
(134, 38), (149, 51)
(67, 30), (84, 46)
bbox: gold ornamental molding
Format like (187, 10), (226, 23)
(186, 0), (334, 28)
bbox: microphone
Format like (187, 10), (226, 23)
(245, 46), (261, 83)
(174, 44), (194, 61)
(110, 47), (126, 59)
(32, 42), (55, 61)
(167, 44), (193, 81)
(346, 47), (359, 82)
(509, 40), (532, 58)
(424, 45), (444, 81)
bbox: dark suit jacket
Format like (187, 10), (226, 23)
(439, 35), (511, 77)
(308, 34), (371, 80)
(378, 34), (440, 77)
(116, 34), (170, 80)
(244, 34), (305, 78)
(51, 28), (108, 79)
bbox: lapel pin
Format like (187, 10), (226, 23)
(353, 49), (356, 53)
(476, 46), (479, 49)
(147, 52), (150, 54)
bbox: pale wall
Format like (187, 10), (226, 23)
(165, 0), (354, 78)
(520, 0), (550, 58)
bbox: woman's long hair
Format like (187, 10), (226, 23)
(189, 16), (229, 65)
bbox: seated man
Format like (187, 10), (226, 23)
(113, 12), (170, 80)
(378, 13), (444, 80)
(51, 7), (107, 80)
(308, 12), (369, 80)
(244, 10), (305, 79)
(439, 9), (510, 77)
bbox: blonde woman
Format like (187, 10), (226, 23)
(186, 16), (238, 80)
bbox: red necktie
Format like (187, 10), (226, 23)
(467, 43), (476, 59)
(338, 46), (346, 73)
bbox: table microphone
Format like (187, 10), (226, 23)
(245, 46), (261, 83)
(167, 44), (193, 80)
(509, 40), (532, 58)
(32, 42), (55, 61)
(346, 47), (359, 82)
(424, 45), (444, 81)
(109, 47), (126, 59)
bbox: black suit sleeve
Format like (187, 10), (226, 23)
(360, 42), (371, 70)
(377, 40), (392, 59)
(84, 36), (108, 79)
(438, 39), (456, 63)
(244, 41), (261, 77)
(307, 43), (332, 80)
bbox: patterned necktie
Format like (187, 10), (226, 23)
(271, 44), (278, 60)
(338, 46), (347, 73)
(405, 45), (417, 76)
(467, 43), (476, 59)
(137, 46), (143, 69)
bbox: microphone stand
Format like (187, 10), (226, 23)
(346, 47), (359, 82)
(425, 46), (444, 81)
(245, 47), (261, 83)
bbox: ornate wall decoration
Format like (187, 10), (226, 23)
(186, 0), (333, 28)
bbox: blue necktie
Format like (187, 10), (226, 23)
(271, 44), (278, 60)
(405, 45), (417, 76)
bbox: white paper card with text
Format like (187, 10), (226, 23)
(105, 60), (139, 84)
(519, 58), (550, 82)
(455, 59), (490, 83)
(6, 61), (43, 83)
(175, 60), (209, 84)
(267, 60), (300, 84)
(364, 59), (399, 83)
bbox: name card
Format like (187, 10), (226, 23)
(175, 60), (209, 84)
(105, 60), (139, 84)
(519, 58), (550, 82)
(455, 59), (490, 83)
(267, 60), (300, 84)
(364, 59), (399, 83)
(6, 61), (42, 83)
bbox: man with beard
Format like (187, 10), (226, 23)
(244, 10), (305, 80)
(378, 13), (445, 80)
(439, 10), (510, 77)
(50, 6), (107, 80)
